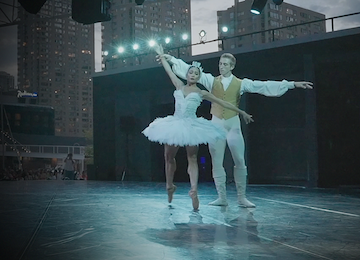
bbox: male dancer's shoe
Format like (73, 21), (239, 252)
(189, 190), (199, 210)
(234, 167), (256, 208)
(208, 175), (228, 206)
(167, 185), (177, 203)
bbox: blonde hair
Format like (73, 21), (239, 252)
(220, 53), (236, 67)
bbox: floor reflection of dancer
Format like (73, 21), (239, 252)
(162, 53), (313, 208)
(142, 45), (254, 210)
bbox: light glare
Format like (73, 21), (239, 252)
(133, 43), (139, 50)
(148, 40), (156, 47)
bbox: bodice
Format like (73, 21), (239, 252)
(173, 90), (202, 119)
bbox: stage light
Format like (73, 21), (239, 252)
(148, 40), (156, 47)
(103, 51), (109, 56)
(222, 26), (229, 33)
(132, 43), (139, 50)
(199, 30), (206, 43)
(118, 46), (125, 53)
(273, 0), (283, 5)
(135, 0), (145, 5)
(165, 37), (171, 44)
(250, 0), (267, 15)
(182, 33), (189, 41)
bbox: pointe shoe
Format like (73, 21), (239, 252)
(238, 197), (256, 208)
(189, 190), (199, 210)
(167, 185), (176, 203)
(208, 198), (228, 206)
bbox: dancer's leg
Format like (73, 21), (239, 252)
(208, 137), (228, 206)
(186, 145), (199, 210)
(164, 144), (179, 203)
(227, 119), (255, 208)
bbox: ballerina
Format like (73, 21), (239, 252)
(142, 44), (254, 210)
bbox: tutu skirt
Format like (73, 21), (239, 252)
(142, 115), (226, 146)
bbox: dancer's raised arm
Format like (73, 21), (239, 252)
(154, 44), (184, 90)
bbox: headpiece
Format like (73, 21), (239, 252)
(190, 61), (203, 74)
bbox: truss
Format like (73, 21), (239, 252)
(0, 0), (19, 28)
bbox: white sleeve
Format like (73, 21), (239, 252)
(240, 78), (295, 97)
(170, 56), (190, 80)
(170, 57), (215, 92)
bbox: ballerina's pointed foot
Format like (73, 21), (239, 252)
(167, 185), (177, 203)
(189, 190), (199, 210)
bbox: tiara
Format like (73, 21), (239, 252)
(191, 61), (203, 73)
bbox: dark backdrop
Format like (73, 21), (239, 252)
(93, 28), (360, 188)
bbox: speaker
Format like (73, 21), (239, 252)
(18, 0), (47, 14)
(72, 0), (111, 24)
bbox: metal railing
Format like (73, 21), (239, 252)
(104, 11), (360, 65)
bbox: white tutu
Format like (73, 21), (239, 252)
(142, 115), (226, 146)
(142, 89), (226, 146)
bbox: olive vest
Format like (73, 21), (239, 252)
(210, 76), (242, 119)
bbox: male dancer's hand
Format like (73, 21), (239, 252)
(294, 81), (313, 89)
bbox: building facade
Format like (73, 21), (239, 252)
(0, 71), (15, 93)
(217, 0), (326, 50)
(102, 0), (191, 70)
(17, 0), (94, 137)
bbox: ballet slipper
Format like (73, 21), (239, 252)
(189, 190), (199, 210)
(167, 185), (177, 203)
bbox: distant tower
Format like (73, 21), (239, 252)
(218, 0), (326, 50)
(17, 0), (94, 137)
(102, 0), (191, 70)
(0, 71), (15, 92)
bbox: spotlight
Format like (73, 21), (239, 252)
(273, 0), (283, 5)
(148, 40), (156, 47)
(103, 51), (109, 56)
(182, 33), (189, 41)
(199, 30), (206, 43)
(222, 26), (228, 33)
(118, 46), (125, 53)
(250, 0), (267, 15)
(165, 37), (171, 44)
(132, 43), (139, 50)
(199, 30), (206, 38)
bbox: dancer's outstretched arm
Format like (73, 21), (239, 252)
(154, 45), (184, 90)
(200, 90), (254, 124)
(241, 78), (313, 97)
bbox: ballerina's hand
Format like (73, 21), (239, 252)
(154, 43), (164, 55)
(242, 113), (254, 124)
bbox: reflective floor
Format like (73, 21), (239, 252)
(1, 180), (360, 260)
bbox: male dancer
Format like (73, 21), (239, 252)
(160, 53), (313, 207)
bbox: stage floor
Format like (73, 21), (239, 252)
(1, 180), (359, 260)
